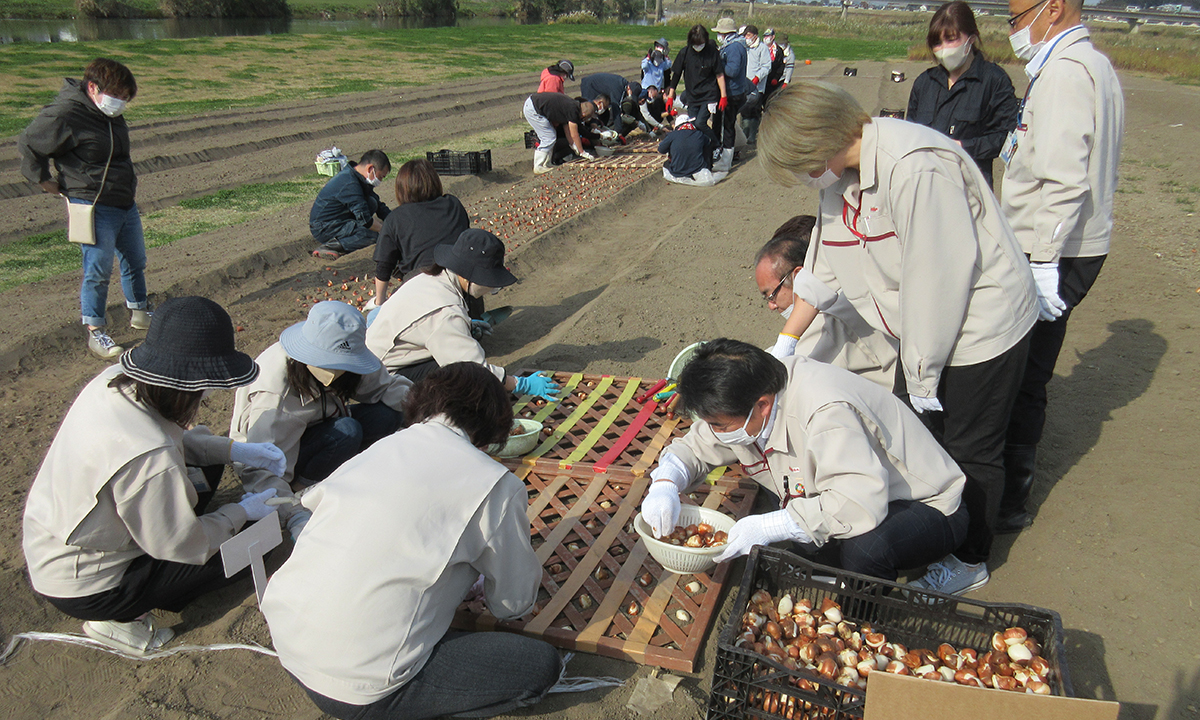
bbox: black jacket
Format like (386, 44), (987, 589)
(669, 42), (725, 105)
(906, 56), (1019, 184)
(374, 195), (470, 283)
(659, 125), (714, 178)
(19, 78), (138, 208)
(309, 163), (390, 232)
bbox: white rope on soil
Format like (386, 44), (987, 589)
(0, 631), (277, 665)
(548, 652), (625, 694)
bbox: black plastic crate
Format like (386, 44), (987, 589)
(705, 547), (1072, 720)
(426, 149), (492, 176)
(524, 130), (539, 149)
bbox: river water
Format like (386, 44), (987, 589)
(0, 13), (653, 43)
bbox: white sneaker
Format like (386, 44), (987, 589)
(87, 329), (124, 360)
(907, 555), (989, 598)
(130, 308), (153, 330)
(83, 614), (175, 656)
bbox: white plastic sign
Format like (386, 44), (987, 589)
(220, 511), (282, 604)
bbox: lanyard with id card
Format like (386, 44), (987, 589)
(1002, 76), (1036, 168)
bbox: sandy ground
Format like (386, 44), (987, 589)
(0, 61), (1198, 719)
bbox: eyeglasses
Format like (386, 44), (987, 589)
(1008, 0), (1048, 27)
(762, 268), (797, 304)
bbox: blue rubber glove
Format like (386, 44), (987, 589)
(515, 373), (560, 400)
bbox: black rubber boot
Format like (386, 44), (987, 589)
(996, 444), (1037, 534)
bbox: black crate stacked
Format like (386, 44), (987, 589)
(426, 149), (493, 176)
(705, 547), (1073, 720)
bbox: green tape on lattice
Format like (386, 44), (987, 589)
(705, 466), (728, 485)
(528, 376), (614, 460)
(526, 373), (584, 424)
(560, 376), (640, 469)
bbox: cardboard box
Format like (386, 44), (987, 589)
(863, 672), (1119, 719)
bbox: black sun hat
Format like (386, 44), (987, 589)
(434, 229), (518, 289)
(120, 296), (258, 391)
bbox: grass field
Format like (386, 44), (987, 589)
(0, 24), (909, 138)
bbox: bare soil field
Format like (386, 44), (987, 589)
(0, 61), (1197, 719)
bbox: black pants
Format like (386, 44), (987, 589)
(299, 631), (562, 720)
(685, 99), (719, 146)
(894, 334), (1031, 565)
(42, 465), (246, 623)
(1007, 255), (1107, 446)
(395, 358), (440, 383)
(793, 501), (968, 581)
(712, 93), (746, 150)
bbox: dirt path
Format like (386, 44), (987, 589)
(0, 62), (1197, 719)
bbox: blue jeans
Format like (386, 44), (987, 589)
(73, 200), (148, 327)
(298, 631), (562, 720)
(293, 402), (402, 484)
(311, 218), (379, 253)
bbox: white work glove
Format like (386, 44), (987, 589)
(599, 129), (618, 141)
(579, 151), (597, 161)
(238, 488), (279, 522)
(465, 573), (486, 602)
(642, 481), (682, 539)
(230, 441), (287, 478)
(1030, 262), (1067, 321)
(715, 509), (810, 563)
(910, 395), (944, 414)
(790, 267), (838, 312)
(285, 509), (311, 542)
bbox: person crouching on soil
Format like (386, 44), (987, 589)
(230, 301), (410, 509)
(309, 149), (391, 260)
(523, 92), (596, 174)
(262, 362), (563, 720)
(659, 113), (728, 187)
(640, 338), (967, 582)
(365, 229), (560, 402)
(22, 296), (285, 656)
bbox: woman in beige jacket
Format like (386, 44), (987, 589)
(366, 229), (559, 399)
(22, 297), (283, 656)
(758, 82), (1038, 596)
(231, 301), (411, 498)
(262, 363), (561, 719)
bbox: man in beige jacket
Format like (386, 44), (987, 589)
(641, 339), (967, 582)
(759, 83), (1038, 595)
(998, 0), (1124, 533)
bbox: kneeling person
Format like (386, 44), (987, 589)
(262, 363), (562, 720)
(309, 150), (391, 260)
(659, 114), (727, 187)
(641, 339), (967, 582)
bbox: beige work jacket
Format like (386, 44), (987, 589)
(808, 118), (1038, 399)
(1001, 26), (1124, 262)
(261, 419), (540, 705)
(365, 270), (505, 381)
(663, 356), (965, 546)
(229, 342), (411, 489)
(23, 366), (247, 598)
(795, 294), (898, 389)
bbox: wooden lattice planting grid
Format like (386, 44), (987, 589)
(507, 372), (689, 475)
(453, 466), (758, 672)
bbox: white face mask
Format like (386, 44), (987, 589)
(1009, 2), (1049, 62)
(95, 93), (127, 118)
(692, 43), (705, 52)
(801, 165), (840, 190)
(713, 412), (759, 446)
(366, 168), (383, 187)
(934, 38), (972, 72)
(780, 303), (794, 320)
(468, 282), (500, 298)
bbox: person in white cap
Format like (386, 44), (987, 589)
(230, 301), (412, 504)
(22, 296), (282, 656)
(658, 113), (728, 187)
(366, 229), (560, 400)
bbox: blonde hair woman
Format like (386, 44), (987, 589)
(759, 81), (1038, 598)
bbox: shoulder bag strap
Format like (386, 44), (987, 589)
(94, 122), (114, 203)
